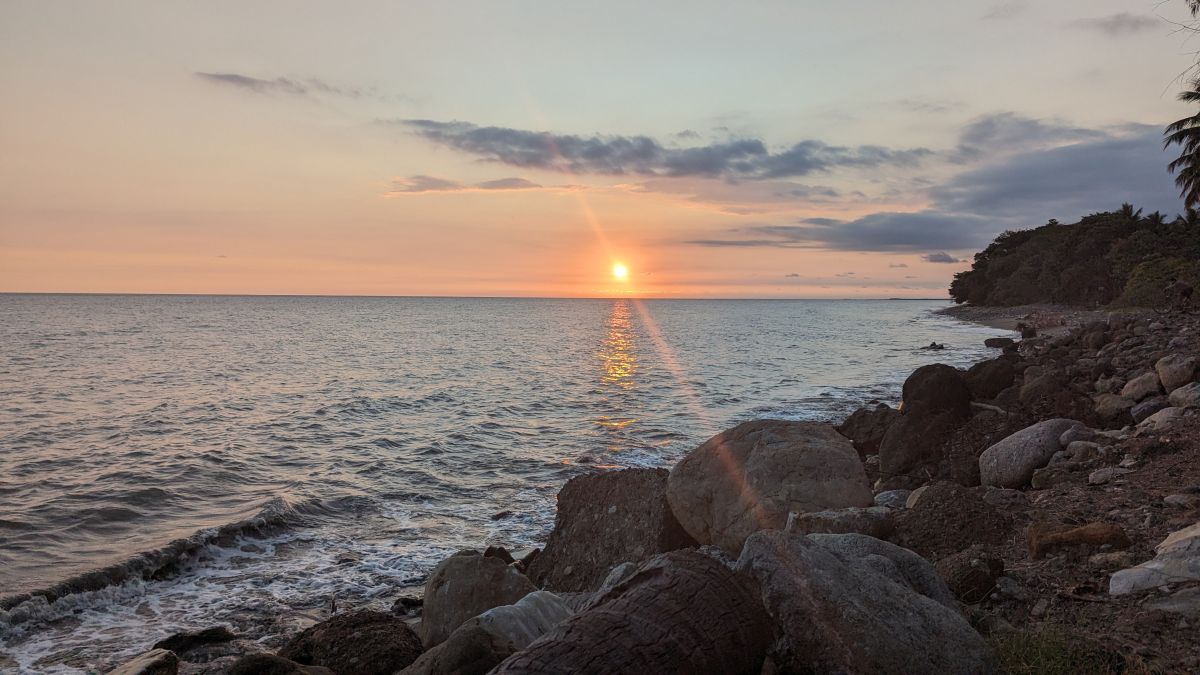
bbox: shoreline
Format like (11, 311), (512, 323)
(935, 302), (1116, 334)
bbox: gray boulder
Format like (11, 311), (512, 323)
(978, 418), (1081, 488)
(492, 551), (771, 675)
(1140, 406), (1187, 433)
(736, 531), (996, 674)
(420, 552), (537, 649)
(1110, 521), (1200, 595)
(1169, 381), (1200, 408)
(1155, 353), (1197, 393)
(1131, 397), (1169, 424)
(400, 592), (573, 675)
(525, 468), (696, 593)
(1121, 371), (1162, 401)
(666, 420), (872, 555)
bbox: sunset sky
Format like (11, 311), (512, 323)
(2, 1), (1197, 297)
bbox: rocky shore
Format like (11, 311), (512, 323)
(107, 309), (1200, 675)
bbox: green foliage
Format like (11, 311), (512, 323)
(950, 206), (1200, 307)
(1113, 257), (1200, 307)
(989, 629), (1147, 675)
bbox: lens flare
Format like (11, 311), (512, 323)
(612, 263), (629, 280)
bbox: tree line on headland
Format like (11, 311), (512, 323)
(950, 1), (1200, 308)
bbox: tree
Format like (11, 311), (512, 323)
(1165, 79), (1200, 208)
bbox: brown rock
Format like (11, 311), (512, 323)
(526, 468), (696, 593)
(421, 553), (537, 649)
(1027, 522), (1131, 560)
(836, 403), (898, 458)
(278, 611), (422, 675)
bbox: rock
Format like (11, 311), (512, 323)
(1088, 467), (1134, 485)
(666, 420), (872, 555)
(400, 592), (573, 675)
(107, 650), (179, 675)
(1027, 522), (1131, 559)
(901, 363), (973, 417)
(1091, 393), (1134, 426)
(152, 626), (237, 655)
(1156, 354), (1197, 392)
(1165, 493), (1200, 509)
(736, 531), (996, 674)
(894, 482), (1011, 560)
(1147, 587), (1200, 616)
(1131, 397), (1169, 424)
(1139, 406), (1186, 432)
(982, 487), (1028, 510)
(1065, 441), (1102, 462)
(808, 533), (957, 608)
(1059, 425), (1101, 447)
(484, 546), (515, 565)
(874, 489), (911, 509)
(978, 419), (1081, 488)
(835, 403), (898, 458)
(1089, 551), (1137, 569)
(1110, 521), (1200, 595)
(1121, 372), (1162, 401)
(492, 551), (771, 675)
(905, 485), (929, 509)
(1170, 382), (1200, 408)
(278, 611), (422, 675)
(878, 409), (963, 477)
(964, 358), (1015, 400)
(228, 654), (333, 675)
(420, 553), (537, 649)
(526, 468), (696, 593)
(936, 546), (1004, 604)
(984, 337), (1015, 349)
(786, 506), (894, 538)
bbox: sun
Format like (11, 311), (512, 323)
(612, 262), (629, 281)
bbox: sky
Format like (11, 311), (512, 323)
(2, 1), (1199, 298)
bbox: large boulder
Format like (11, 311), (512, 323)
(1121, 371), (1162, 402)
(666, 420), (871, 555)
(1156, 353), (1197, 393)
(228, 655), (333, 675)
(879, 365), (973, 477)
(278, 611), (422, 675)
(401, 592), (573, 675)
(1110, 521), (1200, 595)
(736, 531), (996, 674)
(525, 468), (696, 593)
(420, 553), (536, 649)
(836, 403), (898, 458)
(978, 418), (1081, 488)
(964, 358), (1015, 400)
(1169, 382), (1200, 408)
(492, 551), (771, 675)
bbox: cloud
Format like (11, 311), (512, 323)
(1071, 13), (1159, 36)
(889, 263), (909, 268)
(386, 175), (547, 194)
(391, 119), (930, 180)
(954, 112), (1106, 161)
(784, 273), (800, 278)
(922, 252), (962, 263)
(195, 72), (373, 99)
(984, 1), (1026, 20)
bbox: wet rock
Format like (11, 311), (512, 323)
(984, 337), (1015, 349)
(229, 654), (333, 675)
(1088, 467), (1134, 485)
(1156, 354), (1197, 392)
(1027, 522), (1131, 559)
(401, 592), (573, 675)
(736, 531), (996, 674)
(107, 649), (179, 675)
(391, 596), (422, 616)
(491, 510), (514, 521)
(493, 551), (771, 675)
(484, 546), (515, 565)
(978, 418), (1082, 488)
(874, 489), (911, 509)
(1131, 397), (1169, 424)
(1121, 372), (1163, 401)
(666, 420), (871, 555)
(420, 553), (536, 649)
(278, 611), (422, 675)
(894, 482), (1011, 560)
(786, 505), (894, 538)
(152, 626), (236, 655)
(526, 467), (696, 593)
(937, 546), (1004, 604)
(835, 403), (898, 458)
(1169, 382), (1200, 408)
(964, 358), (1015, 400)
(1110, 521), (1200, 595)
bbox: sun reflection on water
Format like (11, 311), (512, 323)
(600, 299), (638, 389)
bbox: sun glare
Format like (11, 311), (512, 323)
(612, 263), (629, 281)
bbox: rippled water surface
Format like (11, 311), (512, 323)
(0, 295), (1007, 672)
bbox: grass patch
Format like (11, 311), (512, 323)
(989, 628), (1152, 674)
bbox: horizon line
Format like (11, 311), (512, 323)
(0, 291), (953, 302)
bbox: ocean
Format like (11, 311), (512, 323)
(0, 295), (1008, 672)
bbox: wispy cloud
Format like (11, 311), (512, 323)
(195, 72), (378, 99)
(386, 175), (579, 195)
(1071, 13), (1159, 36)
(388, 119), (931, 180)
(922, 252), (962, 263)
(983, 1), (1027, 20)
